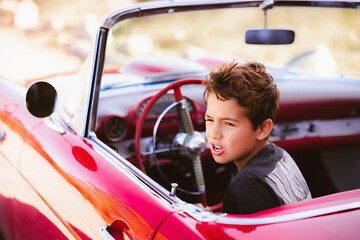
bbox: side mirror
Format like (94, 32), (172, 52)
(26, 81), (57, 118)
(245, 29), (295, 45)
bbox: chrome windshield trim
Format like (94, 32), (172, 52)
(100, 0), (360, 29)
(101, 7), (141, 29)
(101, 0), (262, 29)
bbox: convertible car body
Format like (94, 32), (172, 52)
(1, 0), (360, 239)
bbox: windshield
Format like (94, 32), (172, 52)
(104, 7), (360, 80)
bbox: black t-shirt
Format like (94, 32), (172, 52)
(222, 143), (311, 215)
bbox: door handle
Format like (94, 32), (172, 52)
(0, 129), (5, 143)
(99, 225), (115, 240)
(100, 221), (133, 240)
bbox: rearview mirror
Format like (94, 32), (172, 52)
(26, 81), (57, 118)
(245, 29), (295, 45)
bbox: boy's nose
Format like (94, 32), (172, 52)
(210, 124), (222, 139)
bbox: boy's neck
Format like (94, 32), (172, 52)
(234, 140), (268, 171)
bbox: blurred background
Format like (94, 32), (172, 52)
(1, 0), (359, 84)
(0, 0), (142, 83)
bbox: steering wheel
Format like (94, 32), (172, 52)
(134, 78), (207, 203)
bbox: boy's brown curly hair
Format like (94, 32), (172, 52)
(203, 61), (280, 130)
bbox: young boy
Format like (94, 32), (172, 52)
(203, 61), (311, 214)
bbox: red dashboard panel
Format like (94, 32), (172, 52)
(276, 99), (360, 123)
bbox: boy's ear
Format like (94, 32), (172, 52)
(256, 119), (273, 140)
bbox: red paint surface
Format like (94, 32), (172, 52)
(1, 74), (360, 239)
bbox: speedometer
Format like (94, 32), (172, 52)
(104, 116), (127, 142)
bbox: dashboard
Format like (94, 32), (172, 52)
(97, 88), (360, 161)
(95, 74), (360, 163)
(96, 90), (205, 144)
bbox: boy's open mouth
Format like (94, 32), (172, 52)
(211, 144), (224, 155)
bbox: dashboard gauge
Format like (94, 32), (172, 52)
(104, 116), (127, 142)
(137, 94), (195, 118)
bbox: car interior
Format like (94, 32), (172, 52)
(93, 6), (360, 211)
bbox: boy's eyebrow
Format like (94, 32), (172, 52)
(204, 114), (239, 122)
(222, 117), (239, 122)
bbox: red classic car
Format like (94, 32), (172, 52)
(1, 0), (360, 239)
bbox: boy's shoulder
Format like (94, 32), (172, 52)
(234, 143), (285, 181)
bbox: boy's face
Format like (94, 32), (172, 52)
(205, 93), (265, 169)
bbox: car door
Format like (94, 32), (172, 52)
(0, 80), (48, 239)
(0, 79), (82, 239)
(16, 115), (174, 240)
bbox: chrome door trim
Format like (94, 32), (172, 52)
(215, 201), (360, 225)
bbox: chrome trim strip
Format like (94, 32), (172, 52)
(99, 225), (115, 240)
(86, 28), (108, 138)
(269, 117), (360, 142)
(215, 201), (360, 225)
(101, 7), (141, 29)
(101, 0), (262, 29)
(100, 0), (360, 29)
(0, 128), (6, 143)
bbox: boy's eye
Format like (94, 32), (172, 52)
(225, 122), (235, 126)
(205, 118), (213, 122)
